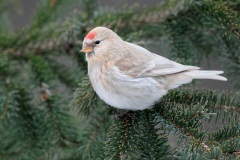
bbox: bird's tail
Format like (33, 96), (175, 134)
(184, 70), (227, 81)
(165, 70), (227, 90)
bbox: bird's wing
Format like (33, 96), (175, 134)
(115, 42), (199, 78)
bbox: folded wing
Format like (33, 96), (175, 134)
(115, 41), (226, 90)
(116, 42), (199, 78)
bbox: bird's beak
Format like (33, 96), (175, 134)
(80, 46), (92, 53)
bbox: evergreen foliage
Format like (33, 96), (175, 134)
(0, 0), (240, 159)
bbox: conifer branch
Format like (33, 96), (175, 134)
(1, 0), (240, 159)
(119, 117), (130, 160)
(1, 93), (10, 120)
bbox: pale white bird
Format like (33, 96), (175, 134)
(80, 27), (227, 110)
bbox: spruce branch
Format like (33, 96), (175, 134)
(29, 54), (57, 85)
(29, 0), (78, 30)
(46, 55), (86, 89)
(104, 113), (142, 160)
(1, 92), (11, 120)
(209, 122), (239, 143)
(219, 38), (240, 90)
(154, 104), (206, 144)
(104, 111), (172, 160)
(78, 109), (111, 159)
(70, 76), (106, 116)
(164, 89), (239, 113)
(139, 111), (172, 159)
(202, 0), (240, 39)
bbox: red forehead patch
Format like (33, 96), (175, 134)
(84, 31), (96, 40)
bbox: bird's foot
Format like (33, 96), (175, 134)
(114, 110), (135, 121)
(118, 110), (131, 117)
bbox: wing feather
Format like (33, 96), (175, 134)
(115, 42), (199, 77)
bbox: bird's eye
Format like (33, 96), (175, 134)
(95, 40), (100, 44)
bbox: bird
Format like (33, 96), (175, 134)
(80, 26), (227, 110)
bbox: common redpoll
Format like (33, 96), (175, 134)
(80, 27), (227, 110)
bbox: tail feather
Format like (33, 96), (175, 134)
(184, 70), (227, 81)
(165, 69), (227, 90)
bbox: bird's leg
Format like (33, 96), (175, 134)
(108, 105), (130, 118)
(117, 110), (131, 117)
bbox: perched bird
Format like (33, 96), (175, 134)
(80, 27), (227, 110)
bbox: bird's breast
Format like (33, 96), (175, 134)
(88, 63), (118, 103)
(88, 63), (113, 88)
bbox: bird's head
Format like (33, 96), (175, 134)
(80, 27), (121, 59)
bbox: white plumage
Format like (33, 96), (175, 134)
(81, 27), (227, 110)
